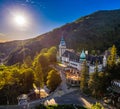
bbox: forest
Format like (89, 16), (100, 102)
(0, 46), (61, 105)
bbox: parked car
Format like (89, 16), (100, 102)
(17, 94), (29, 109)
(18, 99), (29, 109)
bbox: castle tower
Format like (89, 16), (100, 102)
(79, 50), (86, 63)
(59, 36), (66, 60)
(77, 50), (86, 71)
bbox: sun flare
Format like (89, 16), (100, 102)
(14, 15), (26, 26)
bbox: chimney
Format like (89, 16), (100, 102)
(85, 50), (88, 55)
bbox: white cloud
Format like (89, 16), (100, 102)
(0, 33), (6, 37)
(26, 0), (32, 3)
(26, 0), (29, 2)
(0, 33), (8, 42)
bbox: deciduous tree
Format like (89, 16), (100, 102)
(47, 70), (61, 91)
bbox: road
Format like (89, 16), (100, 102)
(52, 90), (92, 107)
(59, 70), (68, 93)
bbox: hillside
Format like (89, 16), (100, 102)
(0, 9), (120, 65)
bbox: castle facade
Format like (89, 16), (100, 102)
(58, 37), (107, 73)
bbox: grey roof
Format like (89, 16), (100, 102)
(86, 55), (103, 65)
(62, 50), (103, 64)
(62, 50), (79, 62)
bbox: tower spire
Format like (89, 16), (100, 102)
(59, 33), (66, 59)
(59, 33), (66, 46)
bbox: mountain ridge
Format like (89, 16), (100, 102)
(0, 9), (120, 65)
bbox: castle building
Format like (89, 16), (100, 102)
(58, 36), (107, 74)
(57, 36), (108, 86)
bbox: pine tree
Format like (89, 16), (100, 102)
(106, 45), (118, 83)
(88, 62), (100, 98)
(107, 45), (117, 66)
(80, 61), (89, 93)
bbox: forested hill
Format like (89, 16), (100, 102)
(1, 9), (120, 65)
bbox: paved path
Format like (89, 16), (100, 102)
(0, 105), (21, 109)
(59, 70), (68, 93)
(53, 90), (92, 107)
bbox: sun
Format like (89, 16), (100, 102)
(14, 15), (26, 26)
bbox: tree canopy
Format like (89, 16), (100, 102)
(0, 46), (57, 105)
(80, 61), (89, 93)
(47, 70), (61, 91)
(107, 45), (117, 67)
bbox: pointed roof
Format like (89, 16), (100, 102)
(59, 36), (66, 46)
(80, 50), (86, 59)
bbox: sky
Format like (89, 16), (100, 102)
(0, 0), (120, 42)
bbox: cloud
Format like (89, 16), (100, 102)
(25, 0), (42, 7)
(26, 0), (29, 2)
(26, 0), (32, 3)
(0, 33), (8, 42)
(0, 33), (6, 37)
